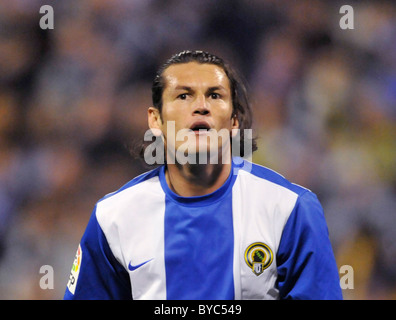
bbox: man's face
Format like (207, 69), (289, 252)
(149, 62), (239, 163)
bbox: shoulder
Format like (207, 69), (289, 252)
(234, 158), (327, 229)
(244, 160), (324, 221)
(238, 161), (329, 238)
(98, 166), (163, 204)
(232, 158), (321, 237)
(91, 166), (166, 259)
(94, 166), (164, 227)
(234, 158), (310, 198)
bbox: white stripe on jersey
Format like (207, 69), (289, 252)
(96, 176), (167, 299)
(232, 169), (298, 299)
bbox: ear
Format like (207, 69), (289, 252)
(231, 113), (240, 137)
(148, 107), (163, 136)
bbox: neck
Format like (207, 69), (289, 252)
(165, 161), (232, 197)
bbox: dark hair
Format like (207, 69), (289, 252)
(135, 50), (257, 162)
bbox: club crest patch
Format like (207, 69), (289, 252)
(244, 242), (273, 276)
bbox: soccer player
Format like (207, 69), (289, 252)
(64, 50), (342, 300)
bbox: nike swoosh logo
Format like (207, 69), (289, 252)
(128, 259), (153, 271)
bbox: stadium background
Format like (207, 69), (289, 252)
(0, 0), (395, 299)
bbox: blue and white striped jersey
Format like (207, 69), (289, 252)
(64, 157), (342, 300)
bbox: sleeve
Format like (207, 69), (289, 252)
(64, 206), (132, 300)
(276, 191), (343, 300)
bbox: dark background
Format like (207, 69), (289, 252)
(0, 0), (395, 299)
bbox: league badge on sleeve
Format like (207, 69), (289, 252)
(67, 244), (82, 294)
(244, 242), (273, 276)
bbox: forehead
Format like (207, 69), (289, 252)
(162, 62), (230, 91)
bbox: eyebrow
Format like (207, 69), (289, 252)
(174, 85), (227, 92)
(174, 86), (193, 92)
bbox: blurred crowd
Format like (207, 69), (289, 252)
(0, 0), (395, 299)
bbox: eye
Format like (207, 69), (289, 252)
(177, 93), (188, 100)
(210, 93), (221, 99)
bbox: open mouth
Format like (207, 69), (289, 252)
(190, 122), (211, 133)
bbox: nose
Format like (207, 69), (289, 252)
(193, 94), (210, 115)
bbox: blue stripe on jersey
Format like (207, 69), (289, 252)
(276, 191), (343, 299)
(64, 208), (132, 300)
(160, 165), (236, 299)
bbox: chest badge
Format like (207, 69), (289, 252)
(244, 242), (273, 276)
